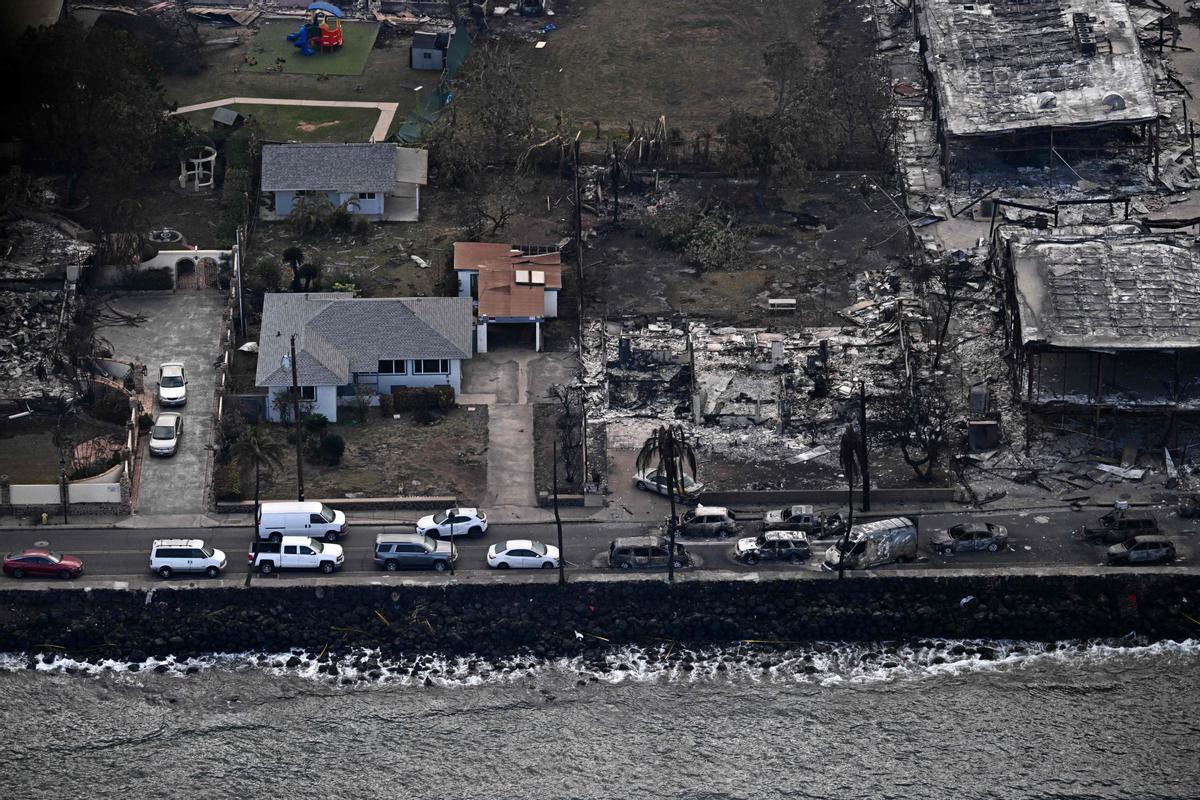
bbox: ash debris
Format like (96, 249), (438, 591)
(0, 217), (95, 283)
(0, 289), (74, 402)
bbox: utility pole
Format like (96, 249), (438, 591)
(859, 381), (870, 512)
(288, 335), (305, 502)
(610, 140), (619, 225)
(572, 131), (584, 342)
(553, 440), (566, 586)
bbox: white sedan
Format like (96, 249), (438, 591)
(487, 540), (560, 569)
(416, 507), (488, 538)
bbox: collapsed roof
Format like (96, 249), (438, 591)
(917, 0), (1157, 137)
(1005, 227), (1200, 350)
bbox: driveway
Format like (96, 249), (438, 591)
(99, 291), (226, 515)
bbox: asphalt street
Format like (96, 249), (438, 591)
(1, 507), (1195, 584)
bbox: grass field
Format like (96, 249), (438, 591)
(243, 21), (379, 76)
(183, 104), (384, 143)
(163, 26), (428, 111)
(522, 0), (820, 134)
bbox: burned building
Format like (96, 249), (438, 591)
(997, 225), (1200, 418)
(915, 0), (1160, 185)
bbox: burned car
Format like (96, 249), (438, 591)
(677, 505), (743, 538)
(762, 505), (828, 535)
(1078, 510), (1159, 545)
(733, 531), (811, 565)
(1106, 535), (1176, 566)
(929, 522), (1008, 555)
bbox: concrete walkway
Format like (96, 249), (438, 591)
(172, 96), (400, 142)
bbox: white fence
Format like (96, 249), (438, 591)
(8, 463), (126, 506)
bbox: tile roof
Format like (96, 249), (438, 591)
(261, 144), (426, 193)
(453, 243), (562, 319)
(256, 294), (473, 386)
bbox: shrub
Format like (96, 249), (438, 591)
(378, 393), (395, 418)
(92, 390), (132, 425)
(137, 412), (154, 432)
(302, 412), (329, 438)
(352, 215), (371, 240)
(246, 256), (283, 293)
(317, 433), (345, 465)
(213, 462), (244, 502)
(125, 268), (174, 290)
(391, 385), (455, 412)
(217, 167), (250, 242)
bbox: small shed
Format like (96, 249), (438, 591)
(212, 106), (244, 129)
(410, 29), (450, 71)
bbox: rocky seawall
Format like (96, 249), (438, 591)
(1, 573), (1197, 663)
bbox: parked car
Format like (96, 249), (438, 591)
(374, 533), (456, 572)
(1079, 509), (1158, 544)
(633, 469), (703, 501)
(149, 412), (182, 456)
(1106, 535), (1176, 566)
(3, 548), (84, 580)
(416, 507), (488, 538)
(762, 505), (832, 536)
(157, 362), (187, 406)
(149, 539), (226, 578)
(733, 531), (810, 565)
(249, 536), (344, 574)
(929, 522), (1009, 555)
(823, 517), (918, 570)
(256, 501), (347, 543)
(487, 539), (560, 569)
(677, 505), (742, 538)
(608, 535), (690, 570)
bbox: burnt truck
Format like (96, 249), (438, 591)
(1077, 509), (1159, 544)
(823, 517), (918, 570)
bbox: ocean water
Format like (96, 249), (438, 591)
(1, 640), (1197, 799)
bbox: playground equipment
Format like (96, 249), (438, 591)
(287, 2), (344, 57)
(177, 143), (217, 191)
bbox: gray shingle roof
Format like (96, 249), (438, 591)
(255, 293), (474, 387)
(261, 144), (400, 193)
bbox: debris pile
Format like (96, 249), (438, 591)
(0, 218), (94, 282)
(0, 290), (74, 402)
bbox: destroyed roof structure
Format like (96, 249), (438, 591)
(997, 225), (1200, 410)
(916, 0), (1158, 138)
(0, 289), (74, 403)
(0, 217), (94, 286)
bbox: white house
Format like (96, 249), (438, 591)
(260, 143), (429, 222)
(255, 292), (474, 423)
(452, 242), (562, 352)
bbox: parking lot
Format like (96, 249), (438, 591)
(100, 291), (226, 515)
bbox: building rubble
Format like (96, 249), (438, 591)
(0, 289), (75, 404)
(0, 218), (95, 283)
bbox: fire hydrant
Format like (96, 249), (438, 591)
(40, 512), (49, 525)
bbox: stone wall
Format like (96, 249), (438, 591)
(0, 572), (1195, 661)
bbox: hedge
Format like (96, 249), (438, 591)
(391, 385), (455, 412)
(125, 268), (174, 290)
(213, 462), (244, 502)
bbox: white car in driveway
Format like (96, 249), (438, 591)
(157, 362), (187, 406)
(416, 507), (488, 538)
(487, 540), (560, 569)
(633, 469), (704, 501)
(149, 412), (183, 456)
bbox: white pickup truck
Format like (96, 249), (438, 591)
(249, 536), (344, 574)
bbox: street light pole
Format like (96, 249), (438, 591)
(59, 457), (68, 524)
(287, 335), (305, 502)
(859, 381), (871, 512)
(553, 440), (566, 586)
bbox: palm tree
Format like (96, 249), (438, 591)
(230, 425), (285, 520)
(282, 246), (305, 292)
(837, 426), (861, 580)
(635, 425), (697, 582)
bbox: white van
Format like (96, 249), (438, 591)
(149, 539), (226, 579)
(257, 501), (347, 542)
(824, 517), (918, 570)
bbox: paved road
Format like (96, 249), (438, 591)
(1, 508), (1195, 584)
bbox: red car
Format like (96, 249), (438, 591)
(3, 548), (84, 580)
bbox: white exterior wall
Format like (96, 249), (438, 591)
(267, 385), (339, 423)
(456, 269), (474, 298)
(337, 192), (385, 215)
(9, 485), (62, 505)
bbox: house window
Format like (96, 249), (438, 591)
(378, 360), (407, 375)
(358, 192), (378, 201)
(414, 359), (449, 375)
(298, 386), (317, 401)
(422, 52), (432, 60)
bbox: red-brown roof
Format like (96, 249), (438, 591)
(453, 242), (562, 319)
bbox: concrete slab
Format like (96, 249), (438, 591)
(486, 404), (535, 507)
(99, 291), (226, 515)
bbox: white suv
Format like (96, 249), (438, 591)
(150, 539), (227, 579)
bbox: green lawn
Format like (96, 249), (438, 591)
(243, 20), (379, 76)
(184, 104), (382, 143)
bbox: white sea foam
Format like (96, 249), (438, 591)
(1, 638), (1196, 687)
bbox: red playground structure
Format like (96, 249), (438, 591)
(286, 2), (344, 57)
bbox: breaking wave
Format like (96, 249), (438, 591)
(2, 637), (1196, 688)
